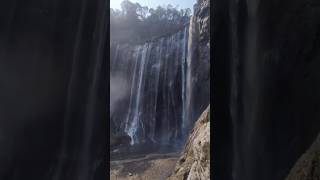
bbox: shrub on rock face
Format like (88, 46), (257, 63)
(167, 105), (210, 180)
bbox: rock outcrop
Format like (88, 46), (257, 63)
(286, 133), (320, 180)
(167, 106), (210, 180)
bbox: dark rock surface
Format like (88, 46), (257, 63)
(213, 0), (320, 180)
(0, 0), (107, 179)
(110, 133), (131, 148)
(286, 133), (320, 180)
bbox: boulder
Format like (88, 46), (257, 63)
(110, 133), (131, 148)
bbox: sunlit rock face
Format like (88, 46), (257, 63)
(167, 106), (210, 180)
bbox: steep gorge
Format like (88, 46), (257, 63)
(110, 0), (210, 159)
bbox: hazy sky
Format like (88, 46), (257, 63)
(110, 0), (196, 12)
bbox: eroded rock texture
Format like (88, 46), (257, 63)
(167, 106), (210, 180)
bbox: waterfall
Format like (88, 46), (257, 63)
(110, 24), (191, 145)
(181, 25), (188, 132)
(185, 16), (197, 134)
(125, 44), (149, 144)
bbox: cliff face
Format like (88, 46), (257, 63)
(167, 1), (211, 178)
(110, 27), (189, 146)
(110, 0), (210, 149)
(167, 106), (210, 180)
(187, 0), (210, 128)
(213, 0), (320, 179)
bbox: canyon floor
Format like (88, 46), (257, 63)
(110, 152), (179, 180)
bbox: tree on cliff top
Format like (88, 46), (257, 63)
(110, 0), (191, 43)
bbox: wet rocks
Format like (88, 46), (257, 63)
(110, 133), (131, 148)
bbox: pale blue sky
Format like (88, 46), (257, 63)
(110, 0), (196, 12)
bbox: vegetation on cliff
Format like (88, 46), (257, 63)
(110, 0), (191, 43)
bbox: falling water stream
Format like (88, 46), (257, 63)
(111, 23), (192, 145)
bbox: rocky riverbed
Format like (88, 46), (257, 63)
(110, 153), (179, 180)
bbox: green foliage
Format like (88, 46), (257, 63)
(110, 0), (191, 43)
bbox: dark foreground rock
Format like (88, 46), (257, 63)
(110, 132), (131, 148)
(286, 133), (320, 180)
(167, 106), (210, 180)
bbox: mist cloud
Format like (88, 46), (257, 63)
(110, 73), (129, 115)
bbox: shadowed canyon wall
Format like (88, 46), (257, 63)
(0, 0), (107, 179)
(213, 0), (320, 179)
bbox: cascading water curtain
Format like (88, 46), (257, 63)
(110, 25), (191, 145)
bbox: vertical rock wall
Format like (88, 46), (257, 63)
(0, 0), (107, 179)
(213, 0), (320, 179)
(187, 0), (210, 132)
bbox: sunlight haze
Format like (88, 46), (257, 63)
(110, 0), (196, 12)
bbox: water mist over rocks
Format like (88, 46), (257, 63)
(110, 74), (129, 115)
